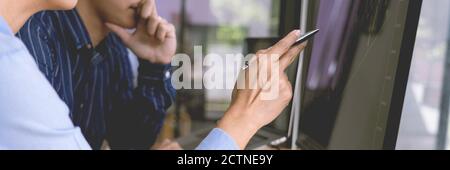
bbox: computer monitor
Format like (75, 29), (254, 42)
(296, 0), (422, 150)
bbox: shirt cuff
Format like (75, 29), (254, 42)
(138, 59), (171, 81)
(195, 128), (240, 150)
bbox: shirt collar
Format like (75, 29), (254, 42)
(0, 16), (13, 35)
(60, 9), (93, 50)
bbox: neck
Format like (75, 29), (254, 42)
(76, 1), (109, 47)
(0, 0), (43, 33)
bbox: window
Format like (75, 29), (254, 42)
(397, 0), (450, 150)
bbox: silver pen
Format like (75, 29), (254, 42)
(242, 29), (319, 70)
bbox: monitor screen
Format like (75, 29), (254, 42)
(297, 0), (421, 149)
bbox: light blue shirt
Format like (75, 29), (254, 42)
(0, 16), (11, 35)
(0, 16), (238, 150)
(0, 16), (91, 150)
(196, 128), (239, 150)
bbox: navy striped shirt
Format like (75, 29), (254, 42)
(17, 10), (176, 150)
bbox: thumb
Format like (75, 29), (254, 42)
(105, 22), (133, 44)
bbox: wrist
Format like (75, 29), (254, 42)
(217, 109), (261, 149)
(138, 59), (172, 80)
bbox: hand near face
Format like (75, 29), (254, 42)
(106, 0), (176, 64)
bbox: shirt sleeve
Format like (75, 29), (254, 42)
(196, 128), (240, 150)
(0, 34), (91, 150)
(106, 49), (176, 150)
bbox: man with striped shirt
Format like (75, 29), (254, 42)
(17, 0), (177, 150)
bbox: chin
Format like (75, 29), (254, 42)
(48, 0), (78, 10)
(123, 21), (138, 29)
(119, 17), (138, 29)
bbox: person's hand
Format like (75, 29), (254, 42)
(152, 139), (183, 150)
(218, 30), (307, 149)
(106, 0), (176, 64)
